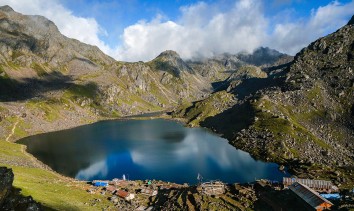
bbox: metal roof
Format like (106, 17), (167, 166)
(283, 177), (334, 189)
(289, 182), (333, 209)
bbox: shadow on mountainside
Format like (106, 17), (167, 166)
(262, 62), (293, 74)
(200, 101), (256, 140)
(0, 71), (99, 102)
(200, 63), (290, 139)
(1, 186), (43, 210)
(211, 62), (291, 94)
(211, 80), (228, 91)
(230, 77), (279, 100)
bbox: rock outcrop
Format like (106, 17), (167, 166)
(237, 47), (291, 66)
(0, 167), (41, 210)
(0, 167), (13, 207)
(151, 50), (194, 76)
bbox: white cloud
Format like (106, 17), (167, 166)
(0, 0), (111, 53)
(115, 0), (354, 61)
(1, 0), (353, 61)
(129, 129), (256, 170)
(76, 160), (108, 180)
(115, 0), (268, 61)
(268, 0), (354, 55)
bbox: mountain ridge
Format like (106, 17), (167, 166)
(0, 6), (293, 144)
(0, 5), (353, 210)
(174, 14), (354, 186)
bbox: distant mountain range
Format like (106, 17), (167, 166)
(0, 5), (291, 139)
(0, 5), (352, 188)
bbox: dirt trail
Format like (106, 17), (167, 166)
(5, 119), (19, 142)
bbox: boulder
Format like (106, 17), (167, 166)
(0, 167), (13, 207)
(0, 167), (42, 210)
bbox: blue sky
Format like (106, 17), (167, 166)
(60, 0), (224, 46)
(1, 0), (354, 61)
(60, 0), (353, 47)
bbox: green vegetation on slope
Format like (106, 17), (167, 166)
(250, 96), (331, 161)
(0, 140), (111, 210)
(172, 91), (235, 127)
(26, 99), (62, 122)
(66, 82), (99, 100)
(31, 63), (48, 77)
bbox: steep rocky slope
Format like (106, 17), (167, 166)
(237, 47), (292, 67)
(0, 6), (212, 141)
(176, 16), (354, 185)
(0, 5), (293, 142)
(1, 4), (351, 210)
(187, 47), (292, 81)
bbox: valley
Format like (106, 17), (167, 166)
(0, 5), (353, 211)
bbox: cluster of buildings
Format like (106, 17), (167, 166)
(88, 176), (342, 210)
(91, 179), (159, 201)
(90, 178), (186, 204)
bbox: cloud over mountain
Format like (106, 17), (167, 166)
(1, 0), (353, 61)
(115, 0), (354, 61)
(115, 1), (267, 61)
(268, 0), (354, 54)
(0, 0), (110, 53)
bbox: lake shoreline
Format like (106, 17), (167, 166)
(17, 114), (288, 184)
(11, 109), (330, 189)
(11, 113), (173, 185)
(3, 113), (347, 210)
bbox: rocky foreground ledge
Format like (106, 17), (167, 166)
(0, 167), (41, 210)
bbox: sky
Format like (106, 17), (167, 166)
(0, 0), (353, 61)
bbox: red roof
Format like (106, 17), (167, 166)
(116, 190), (129, 198)
(106, 185), (116, 192)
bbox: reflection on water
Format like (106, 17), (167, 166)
(19, 119), (288, 184)
(76, 159), (108, 179)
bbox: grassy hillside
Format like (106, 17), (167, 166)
(0, 140), (112, 210)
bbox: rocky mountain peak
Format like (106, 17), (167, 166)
(0, 5), (14, 13)
(157, 50), (181, 59)
(0, 6), (114, 68)
(0, 6), (60, 39)
(177, 15), (354, 184)
(237, 47), (289, 66)
(152, 50), (194, 76)
(253, 47), (283, 57)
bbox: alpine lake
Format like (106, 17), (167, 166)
(19, 119), (288, 184)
